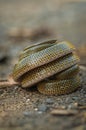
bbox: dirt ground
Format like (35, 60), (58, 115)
(0, 0), (86, 130)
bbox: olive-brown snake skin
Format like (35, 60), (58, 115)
(12, 40), (81, 95)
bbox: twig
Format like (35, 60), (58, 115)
(0, 75), (19, 88)
(51, 109), (78, 116)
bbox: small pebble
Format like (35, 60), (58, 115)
(38, 104), (48, 112)
(72, 97), (78, 100)
(26, 99), (30, 103)
(34, 108), (38, 111)
(23, 111), (33, 117)
(37, 111), (42, 114)
(45, 98), (54, 104)
(68, 102), (78, 109)
(74, 102), (78, 107)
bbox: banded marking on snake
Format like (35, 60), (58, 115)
(12, 40), (81, 95)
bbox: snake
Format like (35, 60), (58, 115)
(12, 40), (81, 95)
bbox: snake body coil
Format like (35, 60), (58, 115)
(12, 40), (81, 95)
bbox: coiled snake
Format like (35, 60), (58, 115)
(12, 40), (81, 95)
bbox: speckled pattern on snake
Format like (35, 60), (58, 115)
(12, 40), (81, 95)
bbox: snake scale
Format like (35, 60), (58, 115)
(12, 40), (81, 95)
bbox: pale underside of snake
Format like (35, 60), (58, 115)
(12, 40), (81, 95)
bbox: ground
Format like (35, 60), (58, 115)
(0, 0), (86, 130)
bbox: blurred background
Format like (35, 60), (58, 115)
(0, 0), (86, 76)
